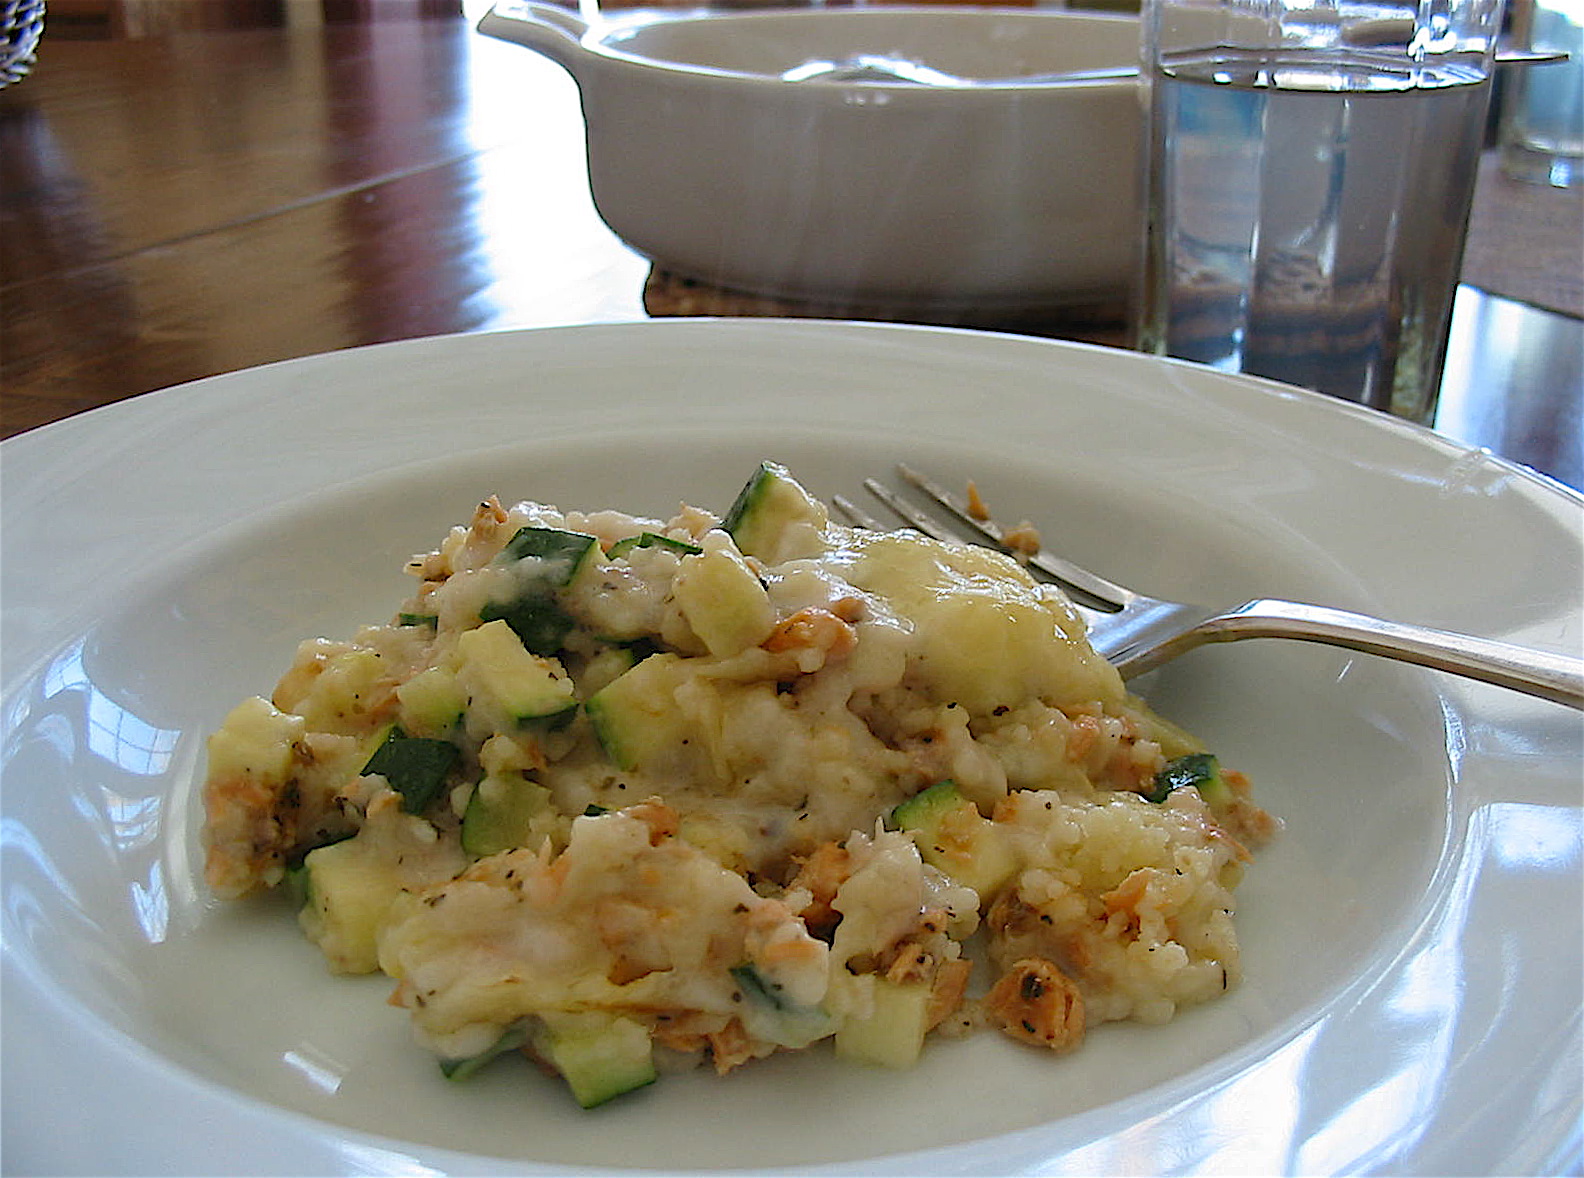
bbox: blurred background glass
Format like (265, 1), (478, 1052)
(1498, 0), (1584, 187)
(2, 0), (45, 86)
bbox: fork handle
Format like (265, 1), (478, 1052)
(1119, 598), (1584, 710)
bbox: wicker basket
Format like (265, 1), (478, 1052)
(2, 0), (45, 87)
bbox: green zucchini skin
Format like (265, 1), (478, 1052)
(440, 1022), (531, 1081)
(361, 728), (459, 814)
(721, 460), (829, 563)
(478, 598), (574, 657)
(607, 532), (702, 559)
(890, 779), (1019, 900)
(495, 527), (600, 579)
(1149, 753), (1231, 806)
(890, 779), (962, 832)
(730, 962), (795, 1011)
(721, 461), (783, 538)
(483, 527), (600, 655)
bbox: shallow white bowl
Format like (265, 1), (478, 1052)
(479, 2), (1143, 308)
(3, 320), (1580, 1174)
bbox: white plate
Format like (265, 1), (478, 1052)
(3, 320), (1580, 1176)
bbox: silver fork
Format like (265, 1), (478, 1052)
(834, 463), (1584, 710)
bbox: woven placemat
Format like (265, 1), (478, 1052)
(642, 269), (1132, 348)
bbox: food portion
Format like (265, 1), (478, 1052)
(202, 463), (1277, 1107)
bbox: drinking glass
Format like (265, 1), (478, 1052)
(1498, 0), (1584, 188)
(1137, 0), (1506, 424)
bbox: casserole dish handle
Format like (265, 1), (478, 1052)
(478, 1), (590, 68)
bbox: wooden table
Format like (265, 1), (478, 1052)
(3, 14), (1581, 490)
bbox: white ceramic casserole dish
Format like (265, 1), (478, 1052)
(479, 2), (1143, 309)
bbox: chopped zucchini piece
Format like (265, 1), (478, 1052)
(585, 653), (690, 772)
(455, 619), (578, 725)
(578, 645), (639, 696)
(462, 772), (551, 856)
(607, 532), (703, 559)
(532, 1012), (657, 1109)
(396, 612), (438, 630)
(396, 666), (467, 737)
(835, 978), (932, 1069)
(1151, 753), (1232, 807)
(495, 527), (600, 583)
(478, 596), (575, 657)
(361, 727), (459, 814)
(441, 1021), (530, 1080)
(298, 839), (398, 973)
(891, 780), (1018, 901)
(672, 542), (777, 658)
(889, 778), (961, 831)
(721, 461), (831, 564)
(206, 696), (305, 785)
(730, 963), (795, 1011)
(299, 804), (464, 974)
(481, 527), (599, 655)
(730, 964), (836, 1049)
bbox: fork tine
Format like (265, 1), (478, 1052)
(858, 477), (962, 545)
(830, 493), (887, 531)
(891, 464), (1132, 612)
